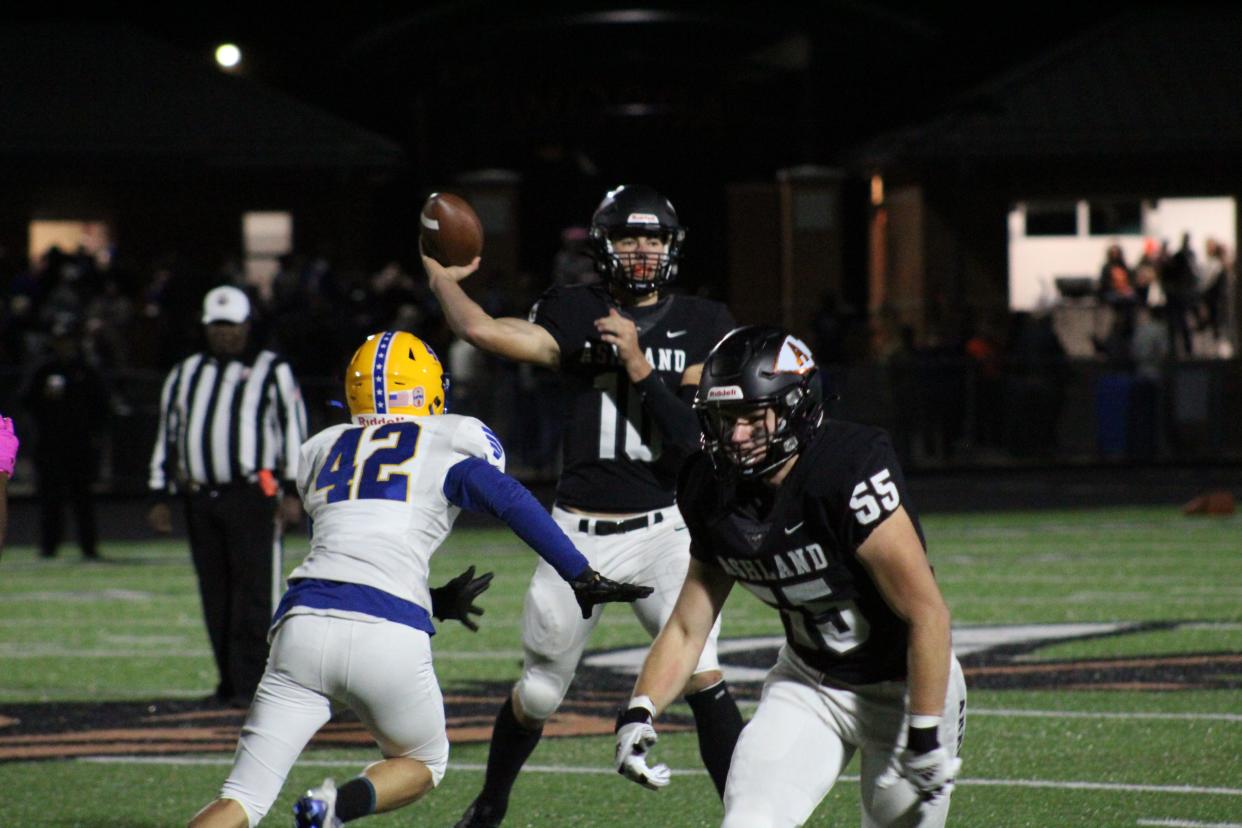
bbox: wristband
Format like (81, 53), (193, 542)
(906, 714), (942, 754)
(615, 695), (657, 733)
(628, 695), (657, 717)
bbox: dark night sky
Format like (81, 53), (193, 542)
(2, 3), (1136, 281)
(40, 3), (1131, 182)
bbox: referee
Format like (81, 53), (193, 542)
(147, 286), (307, 708)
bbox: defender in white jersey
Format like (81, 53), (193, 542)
(188, 332), (652, 828)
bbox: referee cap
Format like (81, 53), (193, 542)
(202, 286), (251, 324)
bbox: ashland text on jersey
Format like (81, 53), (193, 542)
(679, 421), (927, 685)
(529, 282), (734, 512)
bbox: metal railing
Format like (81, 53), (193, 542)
(3, 356), (1238, 496)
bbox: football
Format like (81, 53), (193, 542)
(420, 192), (484, 267)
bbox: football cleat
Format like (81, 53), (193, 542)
(293, 777), (342, 828)
(453, 797), (506, 828)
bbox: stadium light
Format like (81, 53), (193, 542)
(214, 43), (242, 71)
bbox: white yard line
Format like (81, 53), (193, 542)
(0, 688), (209, 700)
(969, 708), (1242, 723)
(950, 593), (1232, 605)
(0, 648), (211, 658)
(0, 646), (522, 660)
(76, 756), (1242, 796)
(730, 702), (1242, 723)
(1137, 821), (1242, 827)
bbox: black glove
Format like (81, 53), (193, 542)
(429, 566), (494, 632)
(568, 567), (654, 619)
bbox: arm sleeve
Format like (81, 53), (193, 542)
(443, 457), (589, 580)
(677, 453), (717, 565)
(634, 372), (702, 453)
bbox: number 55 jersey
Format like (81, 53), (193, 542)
(678, 420), (927, 685)
(289, 414), (506, 620)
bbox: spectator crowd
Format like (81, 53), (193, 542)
(1, 230), (1238, 500)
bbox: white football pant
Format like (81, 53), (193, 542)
(514, 505), (722, 720)
(723, 646), (967, 828)
(218, 613), (449, 826)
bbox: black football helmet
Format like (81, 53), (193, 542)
(588, 184), (686, 294)
(694, 325), (825, 478)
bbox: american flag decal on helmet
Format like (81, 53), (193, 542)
(387, 388), (425, 408)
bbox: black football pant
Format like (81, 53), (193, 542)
(184, 484), (278, 705)
(36, 461), (97, 558)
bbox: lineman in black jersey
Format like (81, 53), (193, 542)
(426, 185), (742, 827)
(614, 326), (967, 827)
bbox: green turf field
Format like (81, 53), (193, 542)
(1, 505), (1240, 826)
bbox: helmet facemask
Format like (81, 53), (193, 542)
(590, 227), (684, 295)
(697, 380), (822, 480)
(587, 185), (686, 295)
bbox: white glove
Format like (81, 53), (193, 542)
(892, 746), (961, 805)
(613, 701), (671, 791)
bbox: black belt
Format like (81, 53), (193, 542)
(577, 511), (664, 536)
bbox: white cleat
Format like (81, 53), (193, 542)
(293, 777), (342, 828)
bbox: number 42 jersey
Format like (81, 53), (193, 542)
(679, 420), (929, 686)
(290, 414), (505, 615)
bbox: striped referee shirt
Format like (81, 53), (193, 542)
(148, 349), (308, 493)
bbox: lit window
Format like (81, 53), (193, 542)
(243, 212), (292, 296)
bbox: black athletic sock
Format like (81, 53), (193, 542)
(476, 696), (544, 815)
(685, 679), (745, 798)
(335, 776), (377, 822)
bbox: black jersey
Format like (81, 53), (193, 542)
(679, 421), (927, 685)
(530, 282), (735, 512)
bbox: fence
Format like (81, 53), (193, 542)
(2, 356), (1239, 497)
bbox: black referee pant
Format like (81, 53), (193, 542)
(184, 483), (278, 706)
(35, 458), (98, 559)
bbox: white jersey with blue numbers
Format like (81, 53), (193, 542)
(290, 414), (506, 612)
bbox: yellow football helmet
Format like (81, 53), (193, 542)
(345, 331), (448, 420)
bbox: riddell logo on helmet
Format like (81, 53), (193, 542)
(773, 335), (815, 374)
(706, 385), (744, 401)
(626, 212), (660, 224)
(355, 414), (412, 426)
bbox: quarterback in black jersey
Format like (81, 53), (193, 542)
(426, 185), (741, 827)
(614, 326), (967, 827)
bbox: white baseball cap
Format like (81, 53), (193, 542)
(202, 286), (251, 324)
